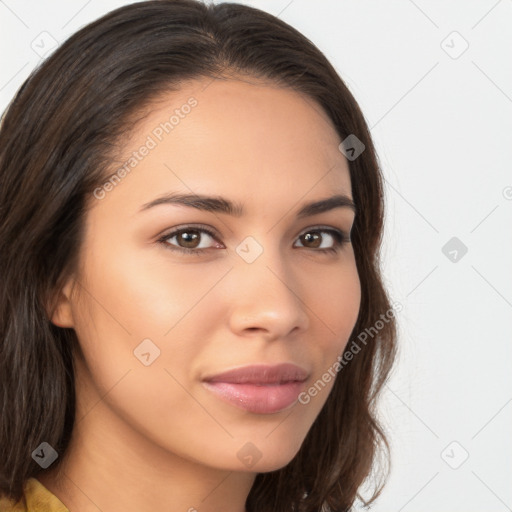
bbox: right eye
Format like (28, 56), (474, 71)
(157, 225), (223, 255)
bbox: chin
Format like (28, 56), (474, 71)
(251, 454), (298, 473)
(232, 436), (305, 474)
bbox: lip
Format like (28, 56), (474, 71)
(202, 363), (309, 414)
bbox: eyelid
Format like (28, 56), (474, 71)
(297, 224), (351, 239)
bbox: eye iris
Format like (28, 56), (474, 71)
(178, 230), (200, 248)
(302, 232), (321, 248)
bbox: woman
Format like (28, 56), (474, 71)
(0, 1), (398, 511)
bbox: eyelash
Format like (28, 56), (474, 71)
(156, 224), (351, 256)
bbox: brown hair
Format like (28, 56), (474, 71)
(0, 1), (398, 510)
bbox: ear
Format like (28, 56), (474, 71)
(48, 278), (76, 328)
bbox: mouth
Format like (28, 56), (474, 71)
(202, 363), (309, 414)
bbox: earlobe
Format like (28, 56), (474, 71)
(48, 279), (76, 328)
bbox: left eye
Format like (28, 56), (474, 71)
(157, 225), (350, 255)
(294, 229), (347, 251)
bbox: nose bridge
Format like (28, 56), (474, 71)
(235, 234), (292, 295)
(228, 235), (309, 336)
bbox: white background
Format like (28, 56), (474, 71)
(1, 1), (511, 511)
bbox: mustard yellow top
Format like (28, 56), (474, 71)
(0, 478), (69, 512)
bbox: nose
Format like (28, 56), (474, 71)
(227, 245), (310, 341)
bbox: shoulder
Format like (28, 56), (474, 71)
(0, 478), (69, 512)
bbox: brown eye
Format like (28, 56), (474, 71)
(158, 225), (221, 254)
(295, 228), (348, 253)
(175, 230), (201, 249)
(157, 225), (349, 256)
(300, 232), (322, 248)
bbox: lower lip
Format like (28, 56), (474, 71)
(202, 381), (306, 414)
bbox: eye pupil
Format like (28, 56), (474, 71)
(302, 232), (321, 248)
(179, 230), (200, 248)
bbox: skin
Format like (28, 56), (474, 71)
(39, 76), (361, 512)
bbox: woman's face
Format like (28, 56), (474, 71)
(55, 76), (361, 473)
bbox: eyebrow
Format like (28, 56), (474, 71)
(139, 192), (356, 217)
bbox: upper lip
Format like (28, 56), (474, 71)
(203, 363), (309, 385)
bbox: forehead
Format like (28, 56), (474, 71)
(94, 76), (352, 215)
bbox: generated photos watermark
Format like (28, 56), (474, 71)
(93, 97), (198, 200)
(298, 300), (402, 405)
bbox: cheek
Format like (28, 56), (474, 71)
(69, 247), (232, 396)
(308, 259), (361, 356)
(75, 243), (227, 342)
(68, 253), (219, 448)
(293, 272), (360, 421)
